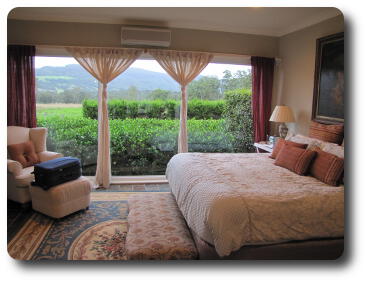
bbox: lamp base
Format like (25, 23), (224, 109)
(279, 123), (288, 139)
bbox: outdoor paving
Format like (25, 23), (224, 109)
(94, 183), (171, 192)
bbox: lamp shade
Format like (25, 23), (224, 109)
(269, 105), (295, 123)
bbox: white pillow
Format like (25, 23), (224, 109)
(289, 134), (344, 158)
(288, 134), (325, 150)
(321, 143), (344, 158)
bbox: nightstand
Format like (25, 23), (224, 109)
(254, 142), (273, 153)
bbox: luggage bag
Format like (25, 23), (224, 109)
(32, 157), (82, 190)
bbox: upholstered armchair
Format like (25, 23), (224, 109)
(7, 126), (63, 204)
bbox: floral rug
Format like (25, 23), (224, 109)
(8, 192), (168, 260)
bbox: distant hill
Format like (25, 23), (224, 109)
(36, 64), (181, 92)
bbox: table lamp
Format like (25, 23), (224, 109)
(269, 105), (295, 138)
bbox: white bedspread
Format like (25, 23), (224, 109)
(166, 153), (344, 257)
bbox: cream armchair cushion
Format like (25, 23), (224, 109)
(29, 127), (47, 153)
(7, 126), (63, 204)
(38, 151), (63, 162)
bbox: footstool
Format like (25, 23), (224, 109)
(30, 176), (92, 218)
(126, 193), (198, 260)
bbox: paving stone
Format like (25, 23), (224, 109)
(118, 185), (133, 191)
(133, 185), (146, 191)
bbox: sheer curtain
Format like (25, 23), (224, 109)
(149, 50), (213, 152)
(251, 56), (275, 143)
(7, 45), (36, 128)
(66, 47), (143, 188)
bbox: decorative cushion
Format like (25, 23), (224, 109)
(309, 149), (344, 186)
(270, 139), (307, 159)
(126, 193), (197, 260)
(274, 145), (316, 175)
(7, 140), (40, 168)
(309, 121), (344, 145)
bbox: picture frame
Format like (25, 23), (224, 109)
(312, 32), (344, 124)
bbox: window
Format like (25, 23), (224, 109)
(35, 56), (252, 176)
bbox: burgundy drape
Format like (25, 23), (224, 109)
(251, 56), (275, 142)
(7, 45), (36, 128)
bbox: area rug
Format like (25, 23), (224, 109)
(8, 192), (169, 260)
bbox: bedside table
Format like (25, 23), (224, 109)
(254, 142), (273, 153)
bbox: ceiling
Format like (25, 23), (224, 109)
(8, 7), (341, 37)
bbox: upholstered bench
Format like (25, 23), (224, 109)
(126, 193), (198, 260)
(30, 176), (92, 219)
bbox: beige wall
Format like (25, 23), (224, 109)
(7, 19), (278, 58)
(274, 15), (344, 136)
(8, 17), (344, 137)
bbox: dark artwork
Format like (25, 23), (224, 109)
(312, 33), (344, 124)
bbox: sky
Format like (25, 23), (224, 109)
(35, 56), (250, 79)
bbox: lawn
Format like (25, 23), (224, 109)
(36, 104), (83, 118)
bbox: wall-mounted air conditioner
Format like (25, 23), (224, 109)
(121, 27), (171, 47)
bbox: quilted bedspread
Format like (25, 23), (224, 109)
(166, 153), (344, 257)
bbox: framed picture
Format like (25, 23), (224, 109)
(312, 32), (344, 124)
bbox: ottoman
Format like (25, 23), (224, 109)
(30, 176), (92, 218)
(126, 193), (198, 260)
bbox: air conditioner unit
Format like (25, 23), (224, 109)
(121, 27), (171, 47)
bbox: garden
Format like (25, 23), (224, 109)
(37, 89), (253, 175)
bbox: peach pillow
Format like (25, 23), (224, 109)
(274, 145), (316, 175)
(7, 140), (40, 168)
(309, 121), (344, 145)
(309, 148), (344, 186)
(270, 139), (307, 159)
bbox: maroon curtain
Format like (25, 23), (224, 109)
(7, 45), (36, 128)
(251, 56), (275, 142)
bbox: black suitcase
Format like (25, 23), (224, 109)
(32, 157), (82, 190)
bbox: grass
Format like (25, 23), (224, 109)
(36, 105), (83, 119)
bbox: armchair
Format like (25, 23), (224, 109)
(7, 126), (63, 204)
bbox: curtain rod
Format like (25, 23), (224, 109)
(33, 44), (281, 61)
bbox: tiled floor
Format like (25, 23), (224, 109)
(93, 183), (171, 192)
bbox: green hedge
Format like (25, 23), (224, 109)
(82, 99), (224, 120)
(37, 116), (234, 176)
(36, 88), (253, 175)
(223, 88), (254, 152)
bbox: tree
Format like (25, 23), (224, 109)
(56, 87), (91, 103)
(148, 89), (171, 100)
(187, 76), (221, 100)
(125, 86), (139, 100)
(221, 69), (252, 92)
(36, 90), (57, 103)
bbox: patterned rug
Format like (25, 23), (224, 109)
(8, 192), (169, 260)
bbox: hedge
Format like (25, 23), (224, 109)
(82, 99), (224, 120)
(223, 88), (254, 152)
(37, 116), (235, 176)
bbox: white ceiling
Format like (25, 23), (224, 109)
(8, 7), (341, 37)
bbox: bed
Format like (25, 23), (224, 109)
(166, 152), (344, 259)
